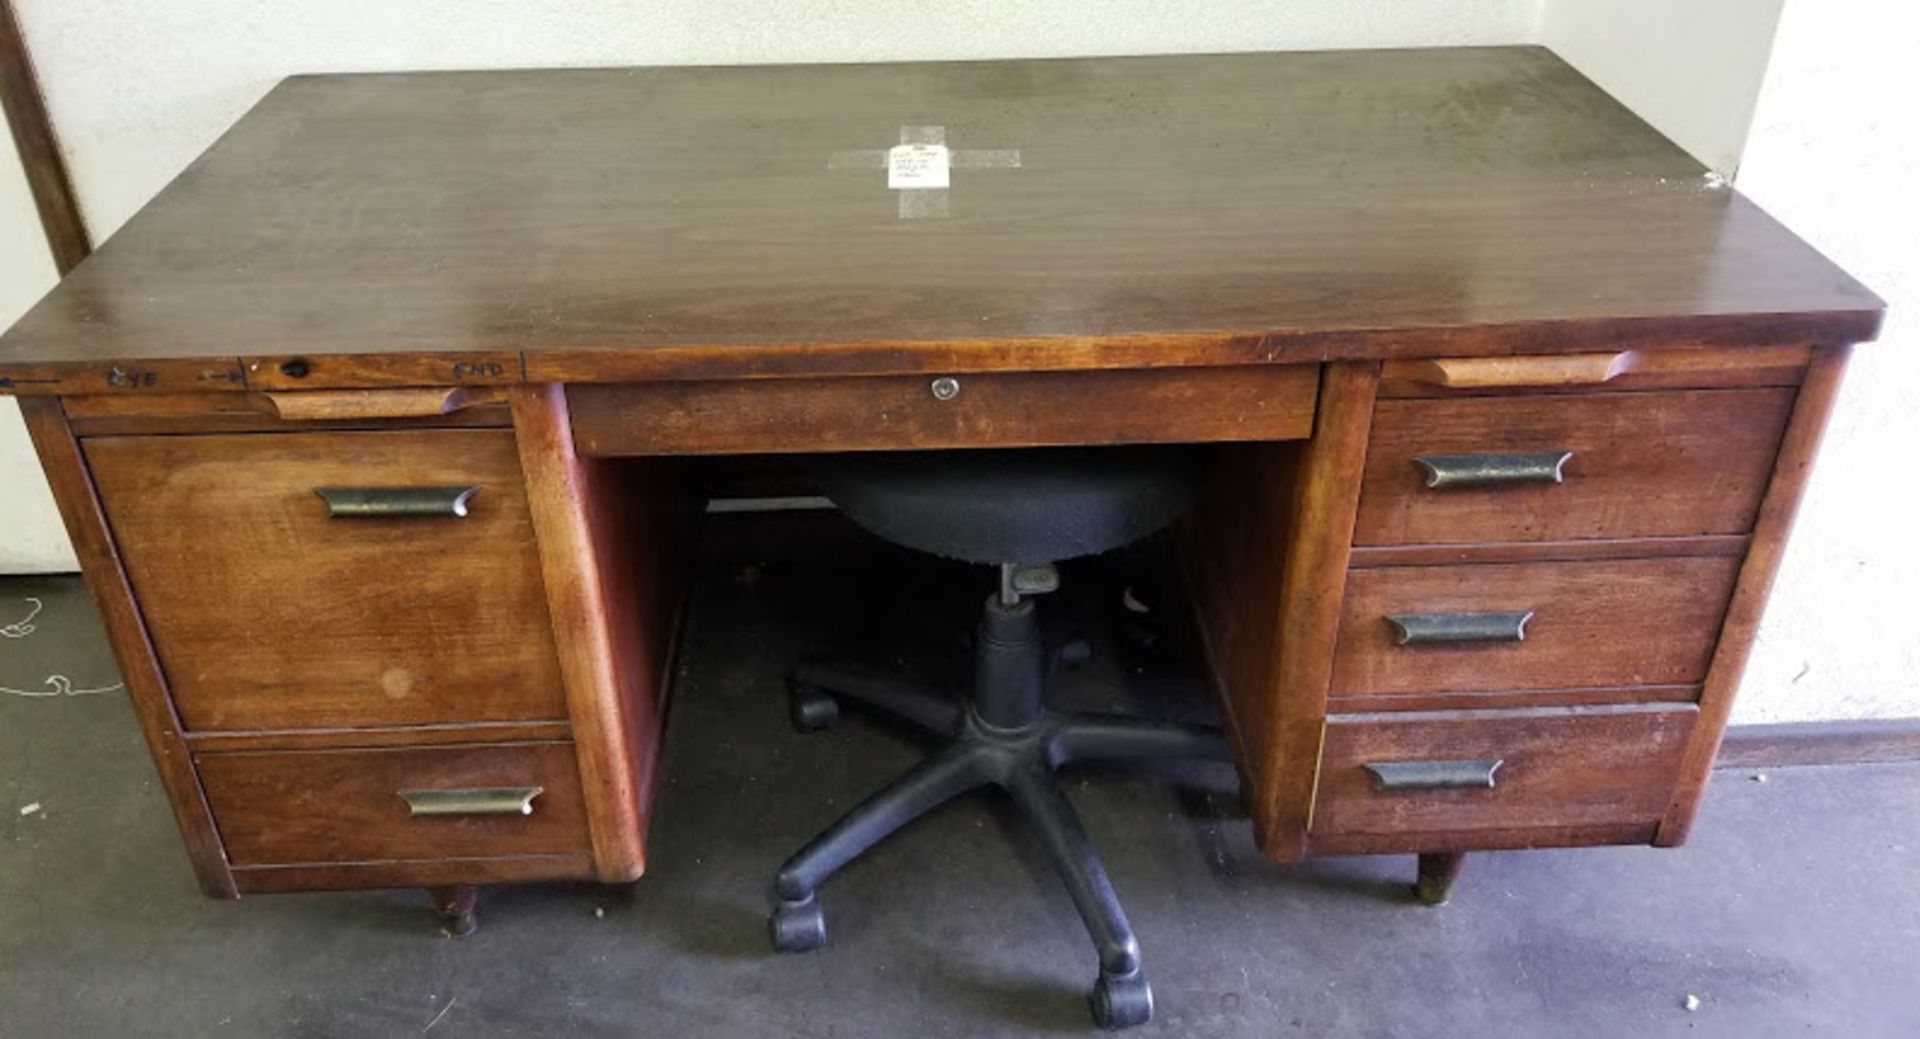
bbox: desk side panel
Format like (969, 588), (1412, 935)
(1180, 362), (1378, 860)
(512, 385), (697, 882)
(17, 397), (236, 897)
(1656, 343), (1854, 844)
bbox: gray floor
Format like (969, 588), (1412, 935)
(3, 545), (1918, 1038)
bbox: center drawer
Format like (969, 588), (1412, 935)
(1354, 387), (1794, 546)
(566, 364), (1320, 455)
(1331, 555), (1740, 697)
(196, 741), (593, 866)
(85, 429), (567, 731)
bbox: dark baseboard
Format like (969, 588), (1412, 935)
(1717, 718), (1920, 768)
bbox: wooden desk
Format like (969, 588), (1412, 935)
(0, 48), (1881, 921)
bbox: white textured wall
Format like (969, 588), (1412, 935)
(1728, 0), (1920, 724)
(1537, 0), (1785, 175)
(0, 105), (73, 573)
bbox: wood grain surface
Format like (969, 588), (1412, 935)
(514, 385), (698, 882)
(1658, 344), (1854, 844)
(0, 48), (1881, 392)
(0, 0), (90, 272)
(1325, 682), (1699, 715)
(231, 854), (596, 894)
(1346, 534), (1749, 569)
(568, 365), (1318, 455)
(1355, 388), (1794, 546)
(83, 429), (567, 731)
(1377, 344), (1812, 397)
(1331, 555), (1741, 696)
(1180, 362), (1380, 860)
(1312, 703), (1697, 838)
(196, 741), (592, 866)
(1308, 822), (1658, 857)
(18, 398), (236, 896)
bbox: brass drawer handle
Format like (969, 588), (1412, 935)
(1387, 610), (1533, 645)
(399, 786), (544, 817)
(316, 486), (478, 518)
(1364, 759), (1504, 791)
(1413, 451), (1573, 489)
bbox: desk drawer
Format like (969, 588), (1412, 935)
(85, 429), (567, 731)
(197, 742), (592, 866)
(1330, 556), (1738, 697)
(567, 365), (1319, 455)
(1354, 388), (1793, 546)
(1311, 704), (1696, 839)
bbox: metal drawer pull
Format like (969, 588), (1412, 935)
(1413, 451), (1573, 489)
(1387, 610), (1533, 645)
(316, 486), (478, 518)
(399, 786), (544, 817)
(1364, 759), (1504, 791)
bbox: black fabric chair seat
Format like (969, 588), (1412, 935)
(817, 446), (1202, 565)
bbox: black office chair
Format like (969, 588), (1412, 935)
(766, 446), (1229, 1030)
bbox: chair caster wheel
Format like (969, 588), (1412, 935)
(788, 681), (840, 733)
(769, 897), (827, 953)
(1089, 969), (1153, 1029)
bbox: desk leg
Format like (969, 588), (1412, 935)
(428, 885), (479, 936)
(1414, 852), (1466, 906)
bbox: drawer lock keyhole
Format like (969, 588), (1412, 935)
(930, 376), (961, 401)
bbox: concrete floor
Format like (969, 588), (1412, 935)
(3, 543), (1918, 1037)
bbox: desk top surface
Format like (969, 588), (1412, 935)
(0, 46), (1882, 392)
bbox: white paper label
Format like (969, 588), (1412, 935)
(887, 144), (950, 189)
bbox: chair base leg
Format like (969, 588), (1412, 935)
(772, 585), (1223, 1030)
(788, 664), (962, 737)
(772, 743), (986, 910)
(771, 670), (1227, 1029)
(1051, 714), (1231, 765)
